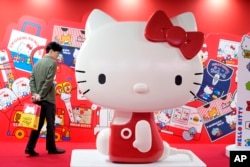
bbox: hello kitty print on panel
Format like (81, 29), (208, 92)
(75, 9), (204, 163)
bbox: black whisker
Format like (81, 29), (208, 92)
(194, 72), (203, 75)
(193, 82), (201, 85)
(77, 80), (86, 83)
(76, 70), (86, 73)
(83, 89), (90, 95)
(189, 90), (196, 98)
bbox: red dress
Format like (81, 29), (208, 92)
(109, 112), (164, 163)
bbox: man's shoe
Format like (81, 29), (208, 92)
(25, 148), (39, 156)
(48, 148), (65, 154)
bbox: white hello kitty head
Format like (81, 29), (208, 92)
(157, 109), (172, 124)
(225, 114), (236, 125)
(17, 42), (33, 55)
(241, 36), (250, 50)
(75, 9), (204, 112)
(204, 85), (213, 95)
(24, 106), (35, 114)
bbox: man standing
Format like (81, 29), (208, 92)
(25, 42), (65, 156)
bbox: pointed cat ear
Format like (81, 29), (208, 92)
(85, 9), (116, 37)
(170, 12), (198, 31)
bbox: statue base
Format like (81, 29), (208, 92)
(70, 149), (206, 167)
(225, 144), (250, 157)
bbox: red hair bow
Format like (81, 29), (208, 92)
(145, 10), (204, 59)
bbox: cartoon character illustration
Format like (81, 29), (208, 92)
(24, 106), (36, 114)
(196, 59), (234, 103)
(12, 77), (30, 98)
(225, 112), (236, 129)
(219, 44), (237, 61)
(207, 107), (220, 119)
(211, 127), (222, 137)
(183, 127), (197, 141)
(75, 9), (204, 163)
(0, 49), (9, 63)
(245, 139), (250, 146)
(0, 49), (15, 89)
(0, 88), (17, 109)
(241, 36), (250, 58)
(198, 43), (208, 67)
(94, 107), (114, 135)
(246, 101), (250, 111)
(55, 82), (74, 122)
(17, 42), (33, 56)
(55, 115), (63, 125)
(77, 30), (86, 43)
(73, 48), (80, 65)
(14, 112), (22, 123)
(155, 109), (172, 129)
(56, 53), (64, 63)
(72, 107), (92, 124)
(60, 27), (72, 45)
(230, 91), (237, 112)
(200, 85), (213, 100)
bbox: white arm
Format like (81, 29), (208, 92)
(133, 120), (152, 152)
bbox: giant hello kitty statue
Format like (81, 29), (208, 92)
(75, 9), (204, 163)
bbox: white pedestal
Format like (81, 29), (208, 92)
(225, 144), (250, 157)
(70, 149), (206, 167)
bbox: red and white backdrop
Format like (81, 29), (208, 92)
(0, 14), (243, 145)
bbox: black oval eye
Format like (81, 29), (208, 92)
(175, 75), (182, 85)
(98, 74), (106, 84)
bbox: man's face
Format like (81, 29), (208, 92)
(51, 50), (60, 60)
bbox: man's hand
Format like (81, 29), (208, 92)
(32, 94), (41, 102)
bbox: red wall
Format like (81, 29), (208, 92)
(0, 0), (247, 144)
(0, 0), (249, 42)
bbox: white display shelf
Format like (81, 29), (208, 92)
(70, 149), (206, 167)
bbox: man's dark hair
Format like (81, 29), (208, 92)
(46, 42), (63, 53)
